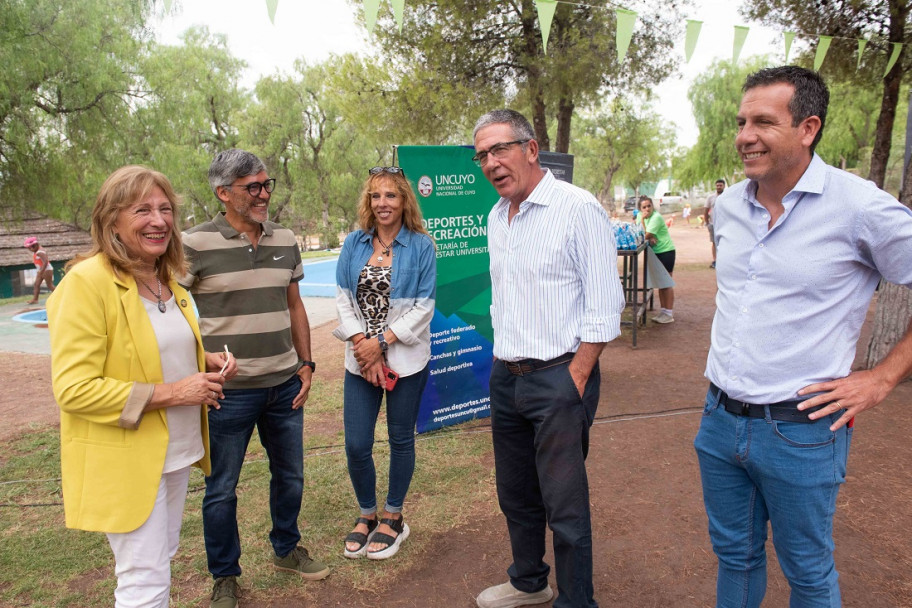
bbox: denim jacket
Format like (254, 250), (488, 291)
(333, 226), (436, 377)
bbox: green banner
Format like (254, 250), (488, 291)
(398, 146), (497, 432)
(363, 0), (381, 34)
(856, 38), (868, 70)
(391, 0), (405, 31)
(536, 0), (558, 54)
(732, 25), (749, 64)
(814, 36), (832, 71)
(266, 0), (278, 24)
(784, 31), (795, 63)
(615, 9), (637, 61)
(884, 42), (903, 77)
(685, 20), (702, 63)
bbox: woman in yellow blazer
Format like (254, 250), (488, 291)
(47, 166), (238, 608)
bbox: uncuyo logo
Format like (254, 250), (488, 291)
(417, 175), (433, 197)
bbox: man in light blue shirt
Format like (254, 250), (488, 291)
(695, 66), (912, 607)
(473, 109), (624, 608)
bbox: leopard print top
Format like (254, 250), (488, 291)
(356, 263), (391, 338)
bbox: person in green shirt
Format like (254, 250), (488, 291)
(638, 196), (676, 323)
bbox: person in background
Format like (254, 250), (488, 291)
(638, 196), (676, 324)
(696, 66), (912, 607)
(473, 109), (625, 608)
(47, 165), (236, 608)
(181, 149), (327, 608)
(24, 236), (55, 304)
(334, 166), (436, 560)
(704, 179), (725, 268)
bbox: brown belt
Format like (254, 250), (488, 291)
(503, 352), (574, 376)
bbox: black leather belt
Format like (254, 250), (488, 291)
(503, 352), (574, 376)
(709, 383), (825, 423)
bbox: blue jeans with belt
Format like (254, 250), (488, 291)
(694, 385), (853, 608)
(343, 365), (430, 514)
(489, 357), (600, 608)
(202, 373), (304, 579)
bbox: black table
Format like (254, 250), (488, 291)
(617, 243), (653, 347)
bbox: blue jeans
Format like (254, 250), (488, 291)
(694, 386), (853, 608)
(202, 374), (304, 578)
(489, 358), (600, 608)
(343, 365), (429, 514)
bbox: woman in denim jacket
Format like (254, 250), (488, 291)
(333, 167), (436, 560)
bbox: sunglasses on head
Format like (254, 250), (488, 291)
(369, 166), (406, 178)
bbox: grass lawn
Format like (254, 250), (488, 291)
(0, 375), (493, 606)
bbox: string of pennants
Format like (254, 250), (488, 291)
(160, 0), (902, 77)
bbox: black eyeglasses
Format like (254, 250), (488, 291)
(369, 166), (406, 178)
(472, 139), (530, 167)
(223, 178), (276, 197)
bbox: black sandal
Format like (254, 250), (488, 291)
(343, 516), (379, 559)
(366, 516), (411, 560)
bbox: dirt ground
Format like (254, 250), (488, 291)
(2, 220), (911, 607)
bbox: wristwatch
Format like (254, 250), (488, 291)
(300, 360), (316, 372)
(377, 333), (389, 353)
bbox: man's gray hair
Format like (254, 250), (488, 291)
(473, 109), (535, 142)
(208, 149), (266, 196)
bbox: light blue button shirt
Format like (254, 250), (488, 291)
(706, 154), (912, 403)
(488, 169), (625, 362)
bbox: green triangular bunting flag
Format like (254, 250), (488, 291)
(615, 9), (637, 62)
(732, 26), (749, 64)
(784, 31), (795, 63)
(164, 0), (172, 12)
(856, 39), (868, 70)
(884, 42), (903, 76)
(814, 36), (832, 71)
(685, 20), (702, 63)
(363, 0), (381, 34)
(391, 0), (405, 32)
(266, 0), (278, 24)
(536, 0), (558, 54)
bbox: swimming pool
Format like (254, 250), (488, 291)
(298, 258), (338, 298)
(13, 309), (48, 324)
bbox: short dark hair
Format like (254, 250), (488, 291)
(743, 66), (829, 152)
(715, 179), (726, 185)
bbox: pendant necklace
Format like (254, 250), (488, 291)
(137, 275), (167, 313)
(376, 235), (392, 262)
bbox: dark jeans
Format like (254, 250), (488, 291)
(343, 365), (430, 514)
(489, 357), (600, 608)
(202, 374), (304, 578)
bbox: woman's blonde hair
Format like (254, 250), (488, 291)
(68, 165), (186, 282)
(357, 171), (429, 236)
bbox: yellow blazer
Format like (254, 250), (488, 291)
(47, 254), (211, 533)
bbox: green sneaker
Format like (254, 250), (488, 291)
(273, 546), (330, 580)
(210, 576), (239, 608)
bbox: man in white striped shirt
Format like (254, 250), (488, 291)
(473, 110), (624, 608)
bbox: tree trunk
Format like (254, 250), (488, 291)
(520, 2), (550, 151)
(866, 0), (908, 187)
(555, 96), (574, 154)
(864, 138), (912, 370)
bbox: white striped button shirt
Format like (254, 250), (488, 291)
(488, 169), (625, 362)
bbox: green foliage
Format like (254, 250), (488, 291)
(678, 57), (770, 187)
(135, 27), (249, 224)
(360, 0), (685, 152)
(242, 56), (381, 234)
(0, 381), (496, 606)
(573, 97), (675, 206)
(741, 0), (912, 187)
(0, 0), (154, 226)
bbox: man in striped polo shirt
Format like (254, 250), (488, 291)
(473, 110), (625, 608)
(181, 149), (327, 608)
